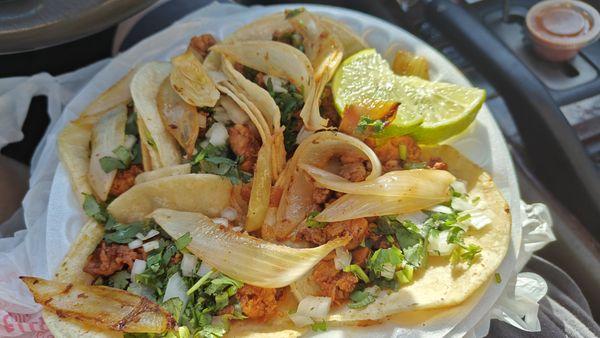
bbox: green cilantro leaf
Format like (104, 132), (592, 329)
(82, 194), (109, 223)
(175, 232), (192, 250)
(306, 211), (327, 228)
(356, 115), (385, 134)
(495, 272), (502, 284)
(311, 320), (327, 332)
(285, 7), (305, 19)
(348, 289), (377, 309)
(108, 270), (131, 290)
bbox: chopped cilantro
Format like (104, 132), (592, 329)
(125, 110), (139, 136)
(395, 265), (414, 285)
(191, 143), (252, 184)
(266, 80), (304, 153)
(495, 272), (502, 284)
(356, 115), (385, 134)
(367, 247), (404, 279)
(99, 145), (133, 173)
(273, 30), (305, 53)
(311, 320), (327, 332)
(82, 194), (108, 223)
(348, 289), (377, 309)
(306, 211), (327, 228)
(343, 264), (370, 283)
(108, 270), (131, 289)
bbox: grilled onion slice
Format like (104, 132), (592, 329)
(20, 277), (174, 333)
(151, 208), (349, 288)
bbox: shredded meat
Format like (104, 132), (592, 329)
(109, 164), (143, 197)
(383, 159), (402, 172)
(83, 241), (146, 277)
(298, 218), (369, 250)
(312, 260), (359, 303)
(189, 34), (217, 60)
(352, 247), (371, 267)
(228, 124), (261, 172)
(369, 135), (421, 165)
(236, 285), (278, 320)
(320, 86), (341, 128)
(240, 183), (253, 201)
(427, 157), (448, 170)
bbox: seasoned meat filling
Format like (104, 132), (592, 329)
(236, 285), (278, 320)
(228, 124), (261, 172)
(83, 241), (146, 277)
(189, 34), (217, 60)
(311, 260), (359, 303)
(109, 164), (143, 197)
(298, 218), (369, 250)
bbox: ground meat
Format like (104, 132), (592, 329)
(312, 187), (333, 205)
(324, 218), (369, 250)
(352, 247), (371, 267)
(339, 162), (368, 182)
(338, 153), (369, 182)
(240, 183), (253, 201)
(312, 260), (359, 303)
(109, 164), (143, 197)
(383, 159), (402, 172)
(367, 223), (390, 249)
(427, 157), (448, 170)
(370, 136), (421, 165)
(298, 218), (369, 250)
(236, 285), (278, 320)
(228, 124), (261, 172)
(189, 34), (217, 60)
(320, 87), (341, 128)
(83, 241), (146, 277)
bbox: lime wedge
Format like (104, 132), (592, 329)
(332, 49), (486, 143)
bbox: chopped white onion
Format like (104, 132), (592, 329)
(206, 122), (228, 146)
(208, 70), (228, 83)
(428, 230), (456, 256)
(264, 75), (288, 93)
(296, 296), (331, 320)
(131, 259), (146, 280)
(220, 95), (249, 124)
(450, 180), (467, 195)
(231, 226), (244, 232)
(128, 239), (143, 250)
(197, 261), (213, 277)
(220, 207), (238, 221)
(333, 247), (352, 270)
(451, 197), (474, 212)
(199, 140), (209, 148)
(397, 211), (429, 225)
(181, 253), (198, 277)
(124, 134), (137, 150)
(212, 106), (230, 123)
(427, 205), (454, 214)
(142, 240), (160, 252)
(289, 313), (314, 327)
(163, 273), (189, 304)
(211, 217), (229, 227)
(136, 229), (160, 241)
(464, 210), (492, 230)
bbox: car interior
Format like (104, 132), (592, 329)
(0, 0), (598, 333)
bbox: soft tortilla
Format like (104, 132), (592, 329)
(290, 145), (511, 322)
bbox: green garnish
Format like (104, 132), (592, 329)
(395, 266), (414, 285)
(398, 144), (407, 161)
(82, 194), (109, 223)
(495, 272), (502, 284)
(175, 233), (192, 250)
(311, 320), (327, 332)
(266, 79), (304, 153)
(367, 247), (404, 280)
(306, 211), (327, 229)
(343, 264), (370, 283)
(99, 145), (133, 173)
(191, 143), (252, 184)
(273, 31), (305, 53)
(108, 270), (131, 289)
(348, 289), (377, 309)
(356, 115), (385, 134)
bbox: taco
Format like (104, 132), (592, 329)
(23, 8), (509, 338)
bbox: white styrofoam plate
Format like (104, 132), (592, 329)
(46, 3), (521, 337)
